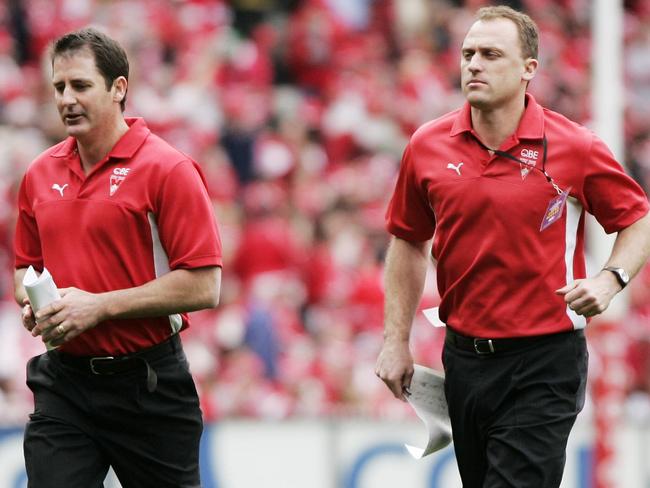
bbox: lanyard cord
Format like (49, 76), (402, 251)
(478, 136), (563, 195)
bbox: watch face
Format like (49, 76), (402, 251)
(620, 269), (630, 283)
(606, 267), (629, 287)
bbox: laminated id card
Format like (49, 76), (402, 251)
(540, 187), (572, 231)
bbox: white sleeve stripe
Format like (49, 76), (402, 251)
(147, 211), (182, 334)
(564, 197), (587, 330)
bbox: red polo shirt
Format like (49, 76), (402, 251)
(387, 94), (649, 338)
(15, 118), (222, 355)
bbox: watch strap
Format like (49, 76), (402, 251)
(603, 266), (628, 289)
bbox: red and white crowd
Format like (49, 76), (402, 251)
(0, 0), (648, 425)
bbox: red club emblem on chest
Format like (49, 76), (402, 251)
(109, 167), (131, 196)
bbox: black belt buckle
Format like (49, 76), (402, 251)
(473, 338), (495, 355)
(90, 356), (116, 374)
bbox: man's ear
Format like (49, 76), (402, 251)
(112, 76), (128, 103)
(523, 58), (538, 82)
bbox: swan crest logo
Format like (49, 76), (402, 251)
(110, 167), (131, 196)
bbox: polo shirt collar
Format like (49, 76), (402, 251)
(110, 117), (151, 157)
(450, 92), (545, 141)
(50, 117), (151, 160)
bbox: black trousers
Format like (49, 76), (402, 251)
(442, 329), (588, 488)
(24, 336), (203, 488)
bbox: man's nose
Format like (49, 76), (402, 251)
(60, 86), (77, 105)
(467, 54), (482, 72)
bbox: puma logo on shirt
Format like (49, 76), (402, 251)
(447, 162), (464, 176)
(51, 183), (68, 196)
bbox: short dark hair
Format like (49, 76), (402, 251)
(51, 28), (129, 111)
(476, 5), (539, 60)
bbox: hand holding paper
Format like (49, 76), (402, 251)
(403, 307), (452, 458)
(22, 266), (61, 349)
(405, 364), (452, 459)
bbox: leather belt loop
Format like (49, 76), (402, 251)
(139, 358), (158, 393)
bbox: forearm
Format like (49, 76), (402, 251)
(14, 268), (28, 305)
(99, 266), (221, 321)
(604, 212), (650, 280)
(559, 212), (650, 317)
(383, 237), (431, 343)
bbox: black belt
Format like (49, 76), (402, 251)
(51, 334), (181, 392)
(445, 327), (578, 355)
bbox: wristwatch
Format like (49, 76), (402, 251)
(603, 266), (630, 289)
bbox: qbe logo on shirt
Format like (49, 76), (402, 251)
(110, 167), (130, 196)
(519, 148), (539, 180)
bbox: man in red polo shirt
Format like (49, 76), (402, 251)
(376, 6), (650, 487)
(14, 28), (222, 487)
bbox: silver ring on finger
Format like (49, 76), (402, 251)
(57, 324), (65, 335)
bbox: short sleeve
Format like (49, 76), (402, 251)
(583, 134), (649, 234)
(155, 160), (222, 269)
(14, 172), (44, 270)
(386, 142), (437, 241)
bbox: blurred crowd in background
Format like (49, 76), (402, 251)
(0, 0), (649, 425)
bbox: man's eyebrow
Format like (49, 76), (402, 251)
(481, 46), (504, 52)
(461, 45), (504, 53)
(52, 77), (93, 85)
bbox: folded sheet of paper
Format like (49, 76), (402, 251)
(405, 364), (452, 459)
(23, 266), (60, 312)
(422, 307), (445, 327)
(22, 266), (60, 350)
